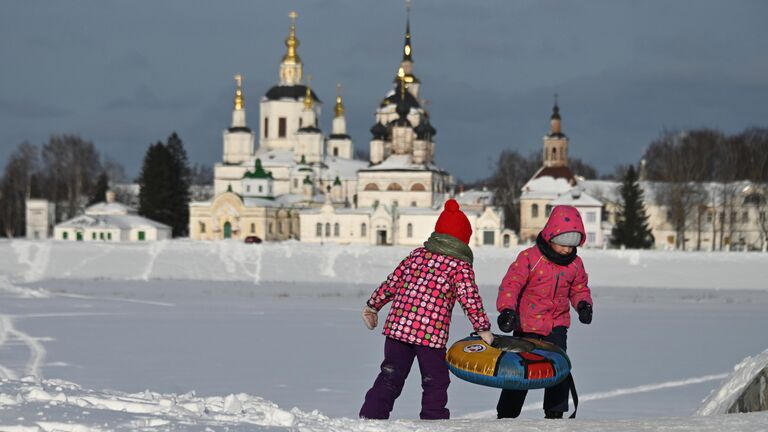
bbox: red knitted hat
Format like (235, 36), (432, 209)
(434, 199), (472, 244)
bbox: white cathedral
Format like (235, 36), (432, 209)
(189, 11), (509, 247)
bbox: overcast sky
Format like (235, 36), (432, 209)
(2, 1), (767, 182)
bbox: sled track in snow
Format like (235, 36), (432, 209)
(461, 372), (729, 418)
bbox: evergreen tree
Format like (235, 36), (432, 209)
(165, 132), (190, 237)
(138, 142), (175, 230)
(88, 172), (109, 205)
(611, 165), (654, 248)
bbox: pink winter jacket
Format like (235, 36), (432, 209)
(367, 247), (491, 349)
(497, 206), (593, 336)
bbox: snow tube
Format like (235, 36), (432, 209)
(446, 334), (571, 390)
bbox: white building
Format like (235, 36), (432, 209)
(25, 199), (55, 240)
(54, 191), (171, 242)
(518, 102), (768, 251)
(190, 10), (507, 246)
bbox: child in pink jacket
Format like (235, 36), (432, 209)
(359, 199), (493, 420)
(496, 205), (593, 419)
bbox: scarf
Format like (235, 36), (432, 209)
(423, 232), (474, 265)
(536, 233), (577, 266)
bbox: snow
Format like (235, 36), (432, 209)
(698, 349), (768, 415)
(0, 240), (767, 430)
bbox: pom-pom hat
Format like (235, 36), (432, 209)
(434, 199), (472, 244)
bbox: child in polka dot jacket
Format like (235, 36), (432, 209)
(359, 199), (493, 420)
(495, 204), (594, 419)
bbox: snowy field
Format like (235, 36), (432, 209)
(0, 240), (767, 431)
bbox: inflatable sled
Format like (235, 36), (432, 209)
(446, 334), (571, 390)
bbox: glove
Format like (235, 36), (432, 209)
(477, 330), (494, 346)
(362, 305), (378, 330)
(577, 301), (593, 324)
(497, 309), (518, 333)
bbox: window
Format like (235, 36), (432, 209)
(200, 222), (206, 233)
(316, 223), (322, 236)
(742, 211), (748, 223)
(761, 211), (766, 222)
(63, 232), (68, 240)
(364, 183), (379, 191)
(278, 117), (287, 138)
(483, 231), (495, 245)
(258, 185), (263, 193)
(138, 231), (145, 241)
(410, 183), (426, 191)
(386, 183), (403, 191)
(334, 223), (340, 237)
(333, 147), (338, 156)
(107, 233), (112, 240)
(361, 223), (367, 237)
(586, 212), (596, 223)
(706, 211), (713, 223)
(667, 210), (673, 222)
(299, 118), (303, 128)
(269, 222), (274, 235)
(552, 148), (557, 159)
(545, 205), (553, 217)
(325, 223), (331, 237)
(411, 201), (417, 207)
(407, 223), (413, 238)
(531, 204), (539, 218)
(251, 223), (255, 234)
(587, 232), (596, 244)
(92, 232), (96, 240)
(264, 118), (269, 138)
(730, 211), (736, 222)
(246, 185), (251, 193)
(278, 221), (284, 234)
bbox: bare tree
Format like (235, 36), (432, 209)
(0, 142), (39, 237)
(40, 135), (102, 221)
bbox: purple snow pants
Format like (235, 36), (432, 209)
(359, 337), (450, 420)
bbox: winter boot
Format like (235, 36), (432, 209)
(544, 410), (564, 419)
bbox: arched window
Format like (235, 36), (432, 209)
(333, 147), (339, 156)
(334, 223), (340, 237)
(364, 183), (379, 191)
(532, 204), (539, 218)
(325, 223), (331, 237)
(316, 223), (322, 237)
(410, 183), (426, 191)
(407, 223), (413, 238)
(199, 222), (206, 234)
(552, 148), (557, 160)
(361, 223), (367, 237)
(250, 223), (255, 233)
(387, 183), (403, 191)
(545, 204), (553, 217)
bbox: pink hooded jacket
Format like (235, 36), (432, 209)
(496, 205), (593, 336)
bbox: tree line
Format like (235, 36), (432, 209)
(0, 132), (207, 238)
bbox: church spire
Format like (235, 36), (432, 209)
(303, 74), (314, 109)
(233, 74), (244, 111)
(402, 2), (413, 62)
(550, 94), (562, 136)
(334, 83), (345, 117)
(279, 11), (303, 85)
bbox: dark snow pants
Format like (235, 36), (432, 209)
(360, 337), (450, 420)
(497, 326), (569, 418)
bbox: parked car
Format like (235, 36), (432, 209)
(244, 236), (263, 244)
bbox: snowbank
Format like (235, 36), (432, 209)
(1, 240), (767, 290)
(698, 349), (768, 415)
(1, 376), (767, 432)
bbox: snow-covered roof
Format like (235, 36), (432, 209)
(362, 154), (444, 173)
(522, 176), (574, 198)
(57, 214), (170, 230)
(456, 189), (494, 206)
(551, 189), (603, 207)
(85, 202), (135, 216)
(255, 149), (296, 167)
(322, 156), (368, 180)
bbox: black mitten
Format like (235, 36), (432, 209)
(497, 309), (518, 333)
(577, 301), (593, 324)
